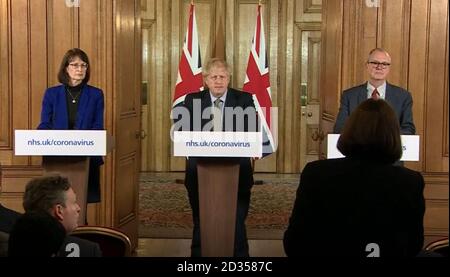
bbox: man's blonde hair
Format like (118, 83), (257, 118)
(367, 48), (391, 62)
(203, 58), (231, 78)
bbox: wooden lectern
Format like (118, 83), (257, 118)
(196, 157), (240, 257)
(14, 130), (112, 226)
(41, 135), (114, 225)
(173, 131), (262, 257)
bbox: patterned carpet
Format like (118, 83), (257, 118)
(139, 172), (299, 239)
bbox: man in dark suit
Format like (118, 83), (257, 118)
(174, 58), (257, 257)
(23, 175), (101, 257)
(334, 48), (416, 135)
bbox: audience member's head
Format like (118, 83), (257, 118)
(337, 99), (402, 163)
(8, 211), (66, 257)
(23, 175), (80, 232)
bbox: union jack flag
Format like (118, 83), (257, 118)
(242, 4), (275, 155)
(173, 3), (203, 107)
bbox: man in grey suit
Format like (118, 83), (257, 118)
(334, 48), (415, 135)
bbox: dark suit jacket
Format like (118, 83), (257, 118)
(333, 82), (416, 135)
(37, 84), (105, 167)
(283, 157), (425, 257)
(0, 204), (21, 233)
(178, 88), (258, 189)
(0, 231), (9, 257)
(57, 235), (102, 257)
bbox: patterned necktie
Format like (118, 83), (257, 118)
(371, 88), (380, 100)
(213, 98), (223, 131)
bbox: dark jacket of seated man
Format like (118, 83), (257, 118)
(0, 231), (9, 257)
(0, 204), (21, 233)
(0, 205), (19, 256)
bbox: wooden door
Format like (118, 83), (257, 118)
(113, 0), (142, 249)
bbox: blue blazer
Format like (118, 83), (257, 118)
(38, 84), (105, 166)
(38, 84), (104, 130)
(333, 82), (416, 135)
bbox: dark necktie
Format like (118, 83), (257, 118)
(371, 88), (380, 100)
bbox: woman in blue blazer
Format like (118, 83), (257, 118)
(38, 48), (104, 205)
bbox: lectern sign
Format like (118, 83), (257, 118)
(14, 130), (107, 156)
(173, 131), (262, 158)
(327, 134), (420, 161)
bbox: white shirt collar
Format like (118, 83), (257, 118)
(367, 82), (386, 100)
(210, 90), (227, 105)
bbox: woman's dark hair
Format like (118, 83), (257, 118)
(57, 48), (91, 85)
(337, 99), (402, 163)
(8, 211), (66, 257)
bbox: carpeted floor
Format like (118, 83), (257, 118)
(139, 172), (299, 240)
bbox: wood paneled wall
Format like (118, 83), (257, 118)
(0, 0), (141, 247)
(321, 0), (449, 241)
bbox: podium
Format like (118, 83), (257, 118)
(173, 131), (262, 256)
(14, 130), (111, 225)
(197, 157), (240, 256)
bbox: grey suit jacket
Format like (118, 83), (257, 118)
(333, 82), (416, 135)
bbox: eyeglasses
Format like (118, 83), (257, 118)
(368, 61), (391, 69)
(68, 63), (88, 69)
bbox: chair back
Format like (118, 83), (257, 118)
(425, 238), (448, 257)
(71, 226), (132, 257)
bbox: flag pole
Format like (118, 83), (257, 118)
(258, 0), (262, 5)
(191, 0), (194, 4)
